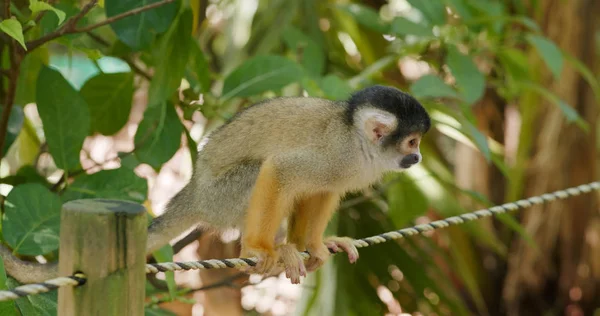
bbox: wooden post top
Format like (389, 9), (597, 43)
(62, 199), (146, 216)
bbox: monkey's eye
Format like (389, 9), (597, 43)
(408, 138), (417, 147)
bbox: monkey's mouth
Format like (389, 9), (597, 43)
(399, 163), (414, 169)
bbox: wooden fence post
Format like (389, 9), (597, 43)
(57, 199), (147, 316)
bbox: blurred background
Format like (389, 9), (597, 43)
(0, 0), (599, 315)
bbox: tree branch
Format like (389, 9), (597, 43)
(25, 0), (98, 52)
(25, 0), (175, 53)
(77, 0), (175, 33)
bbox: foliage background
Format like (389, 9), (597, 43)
(0, 0), (598, 315)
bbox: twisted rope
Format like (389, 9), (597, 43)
(145, 181), (600, 274)
(0, 273), (86, 302)
(2, 181), (598, 302)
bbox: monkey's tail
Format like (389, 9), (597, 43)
(0, 244), (58, 284)
(146, 183), (205, 254)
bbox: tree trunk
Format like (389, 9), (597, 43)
(502, 1), (600, 315)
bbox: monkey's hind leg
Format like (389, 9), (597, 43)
(240, 158), (296, 276)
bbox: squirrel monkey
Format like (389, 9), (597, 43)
(1, 85), (430, 284)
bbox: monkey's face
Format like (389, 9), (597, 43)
(357, 108), (427, 172)
(394, 132), (423, 169)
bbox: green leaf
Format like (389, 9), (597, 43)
(2, 184), (61, 256)
(80, 72), (134, 135)
(446, 45), (486, 104)
(320, 75), (352, 101)
(16, 47), (48, 105)
(105, 0), (179, 50)
(187, 41), (211, 93)
(1, 165), (50, 188)
(148, 9), (193, 105)
(80, 72), (133, 135)
(527, 34), (563, 78)
(282, 26), (325, 77)
(336, 3), (389, 34)
(152, 245), (176, 300)
(520, 82), (589, 131)
(37, 2), (85, 42)
(498, 48), (530, 80)
(0, 19), (26, 50)
(185, 129), (198, 163)
(29, 0), (66, 25)
(0, 106), (24, 155)
(406, 0), (447, 25)
(444, 0), (474, 21)
(386, 174), (429, 227)
(6, 277), (57, 316)
(390, 17), (433, 37)
(410, 74), (460, 99)
(463, 119), (491, 161)
(134, 102), (183, 169)
(36, 66), (90, 171)
(61, 168), (148, 203)
(0, 258), (17, 316)
(145, 307), (177, 316)
(221, 55), (304, 100)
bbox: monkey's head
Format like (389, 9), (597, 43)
(346, 85), (431, 170)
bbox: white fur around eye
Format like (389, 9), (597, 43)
(354, 108), (398, 143)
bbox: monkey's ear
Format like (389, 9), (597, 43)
(357, 109), (397, 143)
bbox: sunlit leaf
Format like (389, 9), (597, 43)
(336, 3), (389, 34)
(390, 17), (433, 37)
(134, 102), (183, 169)
(81, 72), (134, 135)
(105, 0), (179, 50)
(2, 184), (61, 256)
(29, 0), (66, 25)
(410, 74), (460, 99)
(527, 34), (563, 79)
(221, 55), (303, 100)
(446, 45), (485, 104)
(0, 19), (26, 50)
(36, 66), (90, 171)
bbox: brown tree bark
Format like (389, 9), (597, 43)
(502, 1), (600, 315)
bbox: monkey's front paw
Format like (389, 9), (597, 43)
(305, 243), (331, 272)
(240, 248), (280, 275)
(278, 244), (307, 284)
(324, 236), (359, 264)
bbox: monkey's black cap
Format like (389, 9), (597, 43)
(345, 85), (431, 139)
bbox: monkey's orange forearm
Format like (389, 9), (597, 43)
(290, 192), (340, 249)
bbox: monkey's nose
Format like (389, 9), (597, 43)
(400, 154), (421, 168)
